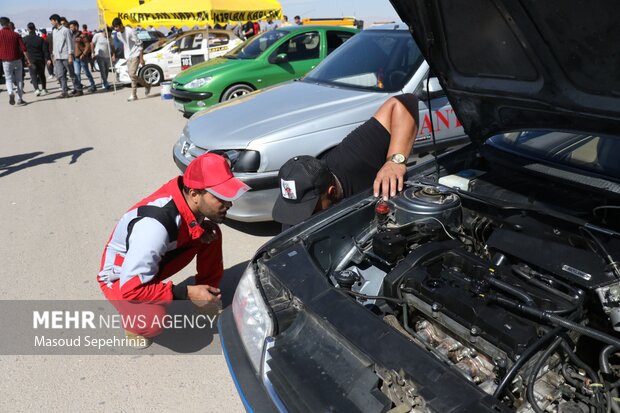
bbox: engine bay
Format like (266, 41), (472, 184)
(291, 165), (620, 413)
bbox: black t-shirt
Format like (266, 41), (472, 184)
(243, 21), (255, 37)
(324, 93), (419, 197)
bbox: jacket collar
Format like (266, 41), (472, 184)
(166, 176), (204, 241)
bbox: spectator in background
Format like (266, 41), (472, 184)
(112, 17), (151, 101)
(43, 28), (55, 79)
(60, 16), (69, 28)
(167, 26), (179, 37)
(243, 20), (256, 39)
(264, 19), (277, 31)
(231, 21), (244, 40)
(49, 13), (77, 98)
(111, 29), (124, 59)
(81, 24), (96, 72)
(70, 20), (96, 94)
(23, 22), (50, 96)
(91, 27), (114, 90)
(0, 16), (30, 105)
(147, 25), (156, 32)
(280, 15), (292, 27)
(294, 15), (303, 25)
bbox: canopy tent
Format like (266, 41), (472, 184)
(99, 0), (282, 29)
(97, 0), (145, 28)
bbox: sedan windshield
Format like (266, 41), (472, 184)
(304, 30), (423, 92)
(227, 30), (287, 59)
(487, 130), (620, 180)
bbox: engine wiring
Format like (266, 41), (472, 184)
(580, 227), (620, 279)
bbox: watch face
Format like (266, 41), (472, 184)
(391, 153), (406, 164)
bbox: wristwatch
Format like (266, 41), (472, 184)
(389, 153), (406, 164)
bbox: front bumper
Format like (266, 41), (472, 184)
(115, 67), (131, 84)
(219, 309), (280, 413)
(171, 87), (215, 114)
(170, 87), (213, 101)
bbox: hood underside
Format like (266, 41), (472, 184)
(389, 0), (620, 143)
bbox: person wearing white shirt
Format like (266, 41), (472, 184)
(112, 17), (151, 101)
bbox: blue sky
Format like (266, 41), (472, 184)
(2, 0), (401, 29)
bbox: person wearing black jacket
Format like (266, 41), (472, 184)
(23, 22), (50, 96)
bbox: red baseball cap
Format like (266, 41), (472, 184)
(183, 153), (251, 201)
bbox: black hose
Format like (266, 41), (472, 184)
(600, 345), (619, 375)
(559, 340), (606, 413)
(526, 336), (564, 413)
(493, 326), (563, 399)
(599, 346), (620, 413)
(512, 265), (582, 304)
(487, 294), (620, 347)
(486, 276), (536, 306)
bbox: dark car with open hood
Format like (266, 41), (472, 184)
(219, 1), (620, 412)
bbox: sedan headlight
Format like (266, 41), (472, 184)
(232, 264), (273, 372)
(185, 76), (213, 89)
(210, 149), (261, 172)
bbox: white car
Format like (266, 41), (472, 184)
(115, 29), (243, 86)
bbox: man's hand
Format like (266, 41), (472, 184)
(139, 57), (145, 66)
(187, 284), (221, 306)
(68, 55), (73, 64)
(200, 220), (219, 244)
(373, 161), (407, 200)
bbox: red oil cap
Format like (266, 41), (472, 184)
(375, 201), (390, 215)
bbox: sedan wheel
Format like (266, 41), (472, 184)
(221, 84), (254, 101)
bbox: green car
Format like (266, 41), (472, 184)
(170, 25), (358, 116)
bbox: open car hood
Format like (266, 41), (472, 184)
(389, 0), (620, 143)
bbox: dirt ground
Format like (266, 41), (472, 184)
(0, 71), (278, 412)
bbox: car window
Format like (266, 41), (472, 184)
(175, 34), (202, 51)
(304, 30), (423, 92)
(488, 130), (620, 179)
(208, 32), (229, 46)
(227, 29), (287, 59)
(326, 30), (355, 55)
(275, 32), (320, 62)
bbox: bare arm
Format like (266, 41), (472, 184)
(372, 96), (418, 200)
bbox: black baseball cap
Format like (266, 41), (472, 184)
(272, 156), (333, 226)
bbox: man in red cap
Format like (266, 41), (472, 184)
(98, 153), (250, 343)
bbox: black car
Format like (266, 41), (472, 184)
(219, 1), (620, 412)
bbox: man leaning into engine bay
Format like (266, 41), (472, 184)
(273, 94), (419, 230)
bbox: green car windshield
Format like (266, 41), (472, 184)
(226, 30), (287, 60)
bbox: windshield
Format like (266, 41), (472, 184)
(487, 130), (620, 180)
(144, 37), (169, 53)
(304, 30), (423, 92)
(227, 30), (287, 59)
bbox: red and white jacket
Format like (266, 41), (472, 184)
(98, 177), (222, 301)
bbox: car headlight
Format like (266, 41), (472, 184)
(232, 264), (273, 372)
(210, 149), (261, 172)
(185, 76), (213, 89)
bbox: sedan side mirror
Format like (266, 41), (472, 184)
(419, 77), (445, 100)
(273, 53), (288, 64)
(171, 45), (180, 53)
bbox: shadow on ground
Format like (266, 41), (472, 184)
(0, 147), (93, 177)
(151, 260), (248, 353)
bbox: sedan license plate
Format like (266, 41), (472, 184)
(174, 101), (185, 112)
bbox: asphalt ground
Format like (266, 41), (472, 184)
(0, 71), (279, 412)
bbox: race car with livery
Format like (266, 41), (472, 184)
(115, 29), (242, 86)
